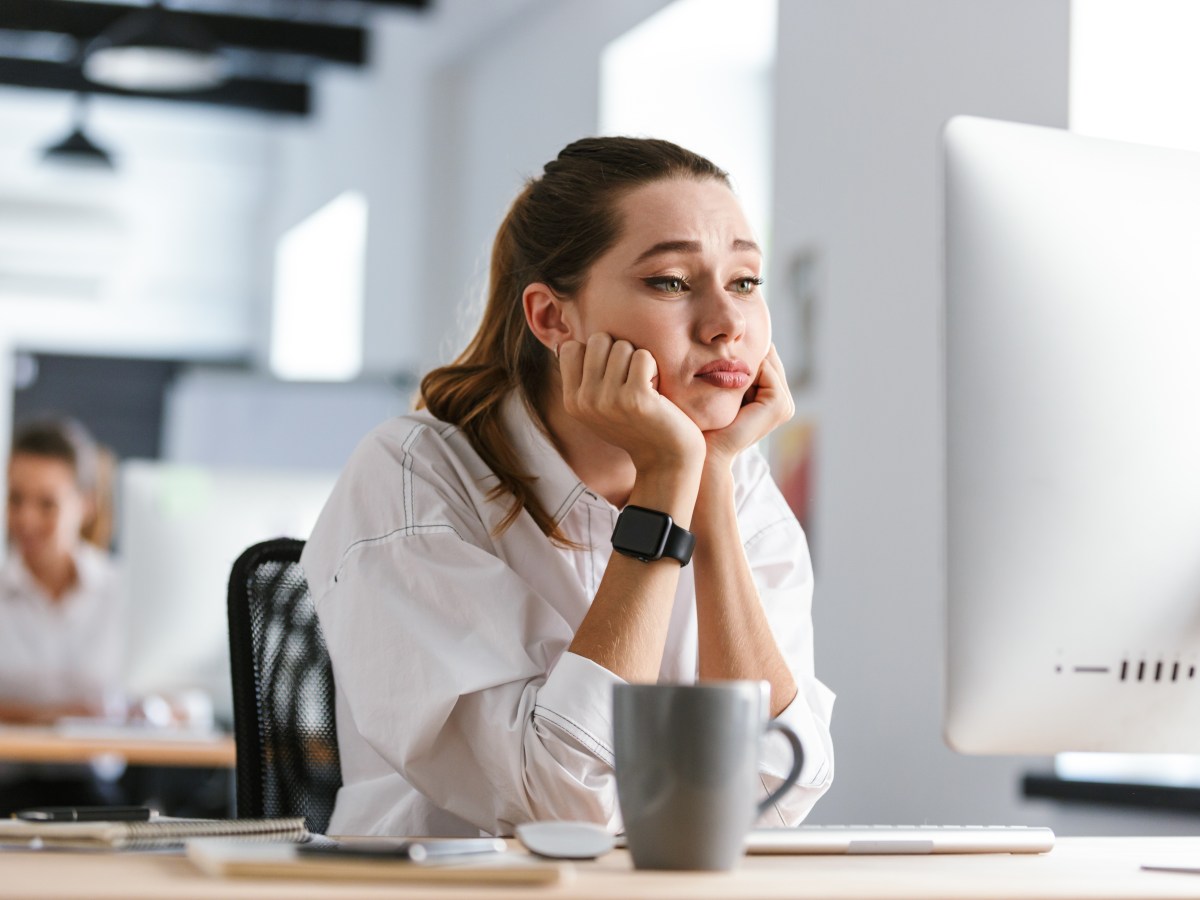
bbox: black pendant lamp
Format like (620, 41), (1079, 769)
(41, 93), (115, 170)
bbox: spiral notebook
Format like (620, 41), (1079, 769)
(0, 817), (308, 850)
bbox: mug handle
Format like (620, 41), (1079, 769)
(756, 721), (805, 817)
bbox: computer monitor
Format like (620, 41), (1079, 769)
(117, 460), (338, 724)
(942, 116), (1200, 755)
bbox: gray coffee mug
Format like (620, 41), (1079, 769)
(613, 681), (805, 871)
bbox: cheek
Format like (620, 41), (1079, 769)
(748, 303), (772, 351)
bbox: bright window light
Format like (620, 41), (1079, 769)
(270, 190), (367, 381)
(1071, 0), (1200, 152)
(600, 0), (777, 247)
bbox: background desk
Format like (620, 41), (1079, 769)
(7, 838), (1200, 899)
(0, 725), (236, 769)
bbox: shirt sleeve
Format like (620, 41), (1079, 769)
(314, 530), (626, 836)
(736, 449), (836, 826)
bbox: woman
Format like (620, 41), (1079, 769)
(0, 418), (125, 813)
(0, 418), (123, 725)
(302, 137), (835, 837)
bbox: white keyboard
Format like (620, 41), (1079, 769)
(747, 824), (1056, 855)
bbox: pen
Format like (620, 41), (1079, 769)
(297, 837), (506, 863)
(404, 838), (507, 861)
(14, 806), (156, 822)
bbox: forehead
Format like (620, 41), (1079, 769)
(612, 178), (755, 255)
(7, 454), (78, 492)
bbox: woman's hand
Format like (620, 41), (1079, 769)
(559, 333), (706, 474)
(703, 344), (795, 468)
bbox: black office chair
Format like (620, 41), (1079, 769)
(227, 537), (342, 834)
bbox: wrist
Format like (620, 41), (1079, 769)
(627, 468), (700, 529)
(692, 465), (736, 539)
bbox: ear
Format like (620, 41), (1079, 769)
(522, 282), (575, 353)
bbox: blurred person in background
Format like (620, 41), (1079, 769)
(0, 417), (125, 812)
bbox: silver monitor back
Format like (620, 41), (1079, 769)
(943, 116), (1200, 754)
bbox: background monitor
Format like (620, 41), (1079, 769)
(118, 460), (338, 724)
(943, 116), (1200, 755)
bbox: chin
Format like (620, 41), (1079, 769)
(687, 399), (743, 433)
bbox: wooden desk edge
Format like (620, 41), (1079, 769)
(0, 728), (237, 768)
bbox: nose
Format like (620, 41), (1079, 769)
(696, 284), (746, 345)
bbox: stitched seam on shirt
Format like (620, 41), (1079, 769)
(551, 482), (588, 525)
(332, 524), (463, 583)
(743, 515), (792, 550)
(533, 704), (615, 767)
(586, 508), (595, 595)
(331, 425), (472, 583)
(759, 773), (786, 825)
(401, 424), (425, 530)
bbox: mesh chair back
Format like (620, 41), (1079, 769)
(227, 538), (341, 834)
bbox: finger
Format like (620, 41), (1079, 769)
(626, 347), (659, 391)
(581, 332), (614, 389)
(558, 339), (585, 399)
(751, 344), (788, 396)
(603, 339), (636, 389)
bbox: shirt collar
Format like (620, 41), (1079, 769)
(499, 390), (595, 526)
(0, 543), (104, 605)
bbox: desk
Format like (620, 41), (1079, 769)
(0, 725), (236, 769)
(6, 838), (1200, 899)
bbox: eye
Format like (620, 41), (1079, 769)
(642, 276), (689, 295)
(730, 276), (764, 295)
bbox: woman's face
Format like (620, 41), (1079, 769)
(6, 453), (86, 570)
(567, 177), (770, 432)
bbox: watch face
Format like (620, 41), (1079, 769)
(612, 506), (671, 560)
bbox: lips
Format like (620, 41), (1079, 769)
(694, 358), (752, 389)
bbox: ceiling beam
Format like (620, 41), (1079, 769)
(0, 1), (368, 66)
(0, 57), (309, 115)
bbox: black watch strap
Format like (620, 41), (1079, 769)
(660, 520), (696, 566)
(611, 505), (696, 566)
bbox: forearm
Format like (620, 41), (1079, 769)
(691, 464), (798, 717)
(569, 464), (701, 682)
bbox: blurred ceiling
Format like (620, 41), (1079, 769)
(0, 0), (433, 116)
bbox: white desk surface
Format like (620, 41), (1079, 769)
(6, 837), (1200, 899)
(0, 724), (236, 768)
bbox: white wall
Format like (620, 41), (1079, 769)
(424, 0), (675, 368)
(770, 0), (1069, 827)
(0, 90), (277, 500)
(265, 0), (604, 381)
(0, 91), (274, 361)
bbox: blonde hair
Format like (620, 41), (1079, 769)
(419, 137), (729, 543)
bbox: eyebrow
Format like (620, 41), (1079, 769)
(632, 238), (761, 265)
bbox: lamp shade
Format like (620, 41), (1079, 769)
(42, 126), (115, 169)
(41, 95), (115, 169)
(84, 5), (229, 92)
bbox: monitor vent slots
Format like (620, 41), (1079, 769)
(1053, 659), (1197, 682)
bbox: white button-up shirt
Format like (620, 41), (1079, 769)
(302, 394), (834, 837)
(0, 543), (124, 711)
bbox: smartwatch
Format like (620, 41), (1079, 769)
(611, 505), (696, 566)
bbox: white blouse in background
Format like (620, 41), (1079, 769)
(301, 393), (835, 837)
(0, 542), (124, 711)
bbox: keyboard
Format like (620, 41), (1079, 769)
(746, 824), (1056, 855)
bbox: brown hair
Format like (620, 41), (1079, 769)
(11, 417), (98, 493)
(11, 416), (113, 549)
(418, 137), (729, 542)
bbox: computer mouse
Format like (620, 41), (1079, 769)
(515, 820), (615, 860)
